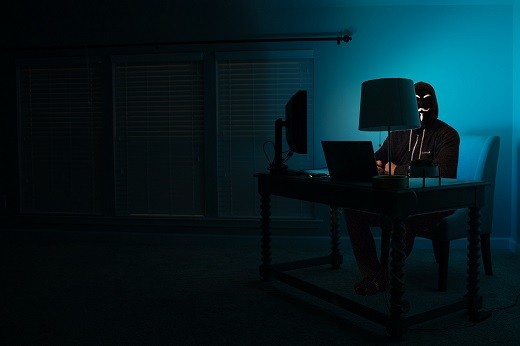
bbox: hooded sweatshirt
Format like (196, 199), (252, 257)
(374, 81), (460, 178)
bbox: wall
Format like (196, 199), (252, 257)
(4, 1), (516, 241)
(513, 0), (520, 249)
(310, 5), (513, 242)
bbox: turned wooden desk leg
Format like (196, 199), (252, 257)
(329, 206), (343, 269)
(259, 193), (271, 280)
(386, 218), (409, 339)
(466, 206), (491, 322)
(380, 221), (391, 270)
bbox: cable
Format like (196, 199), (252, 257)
(282, 150), (293, 164)
(489, 290), (520, 312)
(263, 140), (296, 170)
(410, 321), (477, 331)
(377, 255), (520, 332)
(263, 141), (274, 166)
(408, 290), (520, 332)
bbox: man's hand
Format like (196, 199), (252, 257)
(376, 160), (397, 175)
(385, 162), (397, 175)
(376, 160), (385, 175)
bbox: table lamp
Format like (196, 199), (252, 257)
(358, 78), (420, 188)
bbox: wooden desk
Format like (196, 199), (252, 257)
(255, 172), (491, 339)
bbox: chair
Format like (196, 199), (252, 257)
(419, 135), (500, 291)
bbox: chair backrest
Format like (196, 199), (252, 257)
(457, 135), (500, 233)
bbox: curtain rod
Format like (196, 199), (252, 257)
(7, 34), (353, 52)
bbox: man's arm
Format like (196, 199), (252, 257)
(374, 138), (388, 164)
(434, 130), (460, 178)
(374, 138), (389, 175)
(375, 138), (403, 175)
(377, 128), (459, 177)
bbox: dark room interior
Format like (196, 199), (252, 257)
(2, 0), (520, 344)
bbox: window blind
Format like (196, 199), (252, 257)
(217, 54), (314, 218)
(114, 59), (205, 216)
(18, 61), (105, 214)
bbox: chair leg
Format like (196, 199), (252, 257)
(432, 240), (440, 263)
(436, 240), (450, 292)
(481, 233), (493, 276)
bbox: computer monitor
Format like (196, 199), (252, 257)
(270, 90), (308, 173)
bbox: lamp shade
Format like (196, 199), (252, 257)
(358, 78), (420, 132)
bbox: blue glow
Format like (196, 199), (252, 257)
(312, 5), (513, 239)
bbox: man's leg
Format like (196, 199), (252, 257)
(404, 211), (455, 257)
(344, 209), (383, 278)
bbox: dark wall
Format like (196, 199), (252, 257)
(6, 0), (259, 49)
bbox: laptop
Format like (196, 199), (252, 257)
(321, 141), (379, 181)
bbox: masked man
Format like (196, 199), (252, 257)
(375, 81), (459, 177)
(344, 81), (460, 295)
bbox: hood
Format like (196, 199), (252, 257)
(414, 81), (439, 129)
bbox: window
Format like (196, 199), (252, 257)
(217, 51), (315, 218)
(18, 59), (105, 214)
(113, 55), (205, 216)
(16, 50), (316, 224)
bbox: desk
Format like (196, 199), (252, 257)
(255, 172), (490, 339)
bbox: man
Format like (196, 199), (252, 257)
(345, 81), (460, 295)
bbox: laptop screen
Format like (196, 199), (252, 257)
(321, 141), (379, 181)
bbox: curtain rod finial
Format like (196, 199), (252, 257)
(337, 34), (352, 45)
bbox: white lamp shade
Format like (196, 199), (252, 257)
(358, 78), (420, 131)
